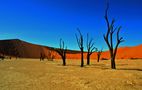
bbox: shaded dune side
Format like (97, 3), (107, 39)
(0, 39), (81, 59)
(0, 39), (45, 58)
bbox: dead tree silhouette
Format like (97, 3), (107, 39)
(47, 49), (56, 61)
(56, 39), (67, 66)
(103, 3), (124, 69)
(86, 33), (96, 65)
(40, 53), (45, 61)
(96, 48), (103, 62)
(75, 28), (84, 67)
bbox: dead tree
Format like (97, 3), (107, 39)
(96, 48), (103, 62)
(103, 3), (124, 69)
(75, 28), (84, 67)
(47, 50), (56, 61)
(40, 53), (45, 61)
(56, 39), (67, 66)
(86, 33), (96, 65)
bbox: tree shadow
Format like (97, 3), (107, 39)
(57, 64), (81, 67)
(84, 64), (110, 70)
(117, 68), (142, 71)
(91, 64), (106, 67)
(116, 64), (128, 66)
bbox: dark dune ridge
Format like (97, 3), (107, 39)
(0, 39), (80, 59)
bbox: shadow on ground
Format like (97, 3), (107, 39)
(117, 68), (142, 71)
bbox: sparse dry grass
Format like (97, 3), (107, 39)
(0, 59), (142, 90)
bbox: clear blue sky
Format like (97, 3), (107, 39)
(0, 0), (142, 51)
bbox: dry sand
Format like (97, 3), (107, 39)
(0, 59), (142, 90)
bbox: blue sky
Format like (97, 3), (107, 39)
(0, 0), (142, 51)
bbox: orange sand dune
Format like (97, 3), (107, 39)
(90, 45), (142, 60)
(54, 45), (142, 60)
(0, 39), (142, 60)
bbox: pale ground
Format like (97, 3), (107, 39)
(0, 59), (142, 90)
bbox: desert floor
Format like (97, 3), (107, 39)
(0, 59), (142, 90)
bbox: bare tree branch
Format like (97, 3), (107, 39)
(103, 2), (124, 69)
(86, 33), (96, 65)
(75, 29), (84, 67)
(56, 38), (67, 66)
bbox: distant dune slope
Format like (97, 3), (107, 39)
(0, 39), (142, 59)
(0, 39), (46, 58)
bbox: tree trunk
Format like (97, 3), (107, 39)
(81, 50), (84, 67)
(62, 56), (66, 66)
(97, 55), (100, 62)
(111, 57), (116, 69)
(87, 53), (90, 65)
(63, 58), (66, 66)
(109, 49), (116, 69)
